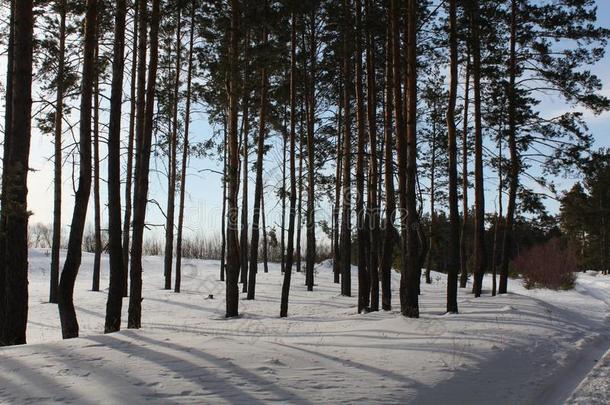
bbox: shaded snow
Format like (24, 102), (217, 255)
(0, 249), (609, 404)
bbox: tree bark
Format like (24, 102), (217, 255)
(499, 0), (518, 295)
(175, 0), (196, 294)
(226, 0), (241, 318)
(305, 11), (317, 293)
(0, 0), (15, 344)
(380, 18), (396, 312)
(247, 7), (269, 300)
(365, 0), (379, 312)
(446, 0), (460, 314)
(58, 0), (96, 339)
(104, 0), (127, 333)
(92, 39), (102, 292)
(129, 0), (161, 328)
(1, 0), (33, 345)
(280, 11), (298, 317)
(50, 0), (67, 304)
(164, 8), (182, 291)
(469, 0), (486, 298)
(401, 0), (420, 318)
(220, 116), (227, 281)
(122, 0), (140, 296)
(332, 81), (343, 285)
(460, 44), (471, 289)
(261, 191), (269, 274)
(340, 0), (353, 298)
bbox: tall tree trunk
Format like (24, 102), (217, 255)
(123, 0), (140, 296)
(247, 8), (269, 300)
(164, 9), (182, 291)
(122, 2), (138, 294)
(261, 191), (270, 273)
(104, 0), (127, 333)
(401, 0), (420, 318)
(128, 0), (161, 328)
(469, 0), (486, 298)
(355, 0), (369, 312)
(340, 0), (353, 298)
(0, 0), (15, 344)
(226, 0), (241, 318)
(365, 0), (379, 312)
(295, 117), (303, 274)
(280, 130), (286, 273)
(175, 0), (196, 294)
(380, 19), (396, 312)
(58, 0), (97, 339)
(50, 0), (67, 304)
(1, 0), (33, 345)
(426, 117), (437, 285)
(446, 0), (459, 314)
(280, 12), (298, 317)
(492, 129), (503, 297)
(460, 44), (471, 289)
(305, 11), (317, 293)
(240, 34), (251, 292)
(220, 116), (227, 281)
(499, 0), (518, 295)
(332, 82), (343, 285)
(92, 40), (102, 292)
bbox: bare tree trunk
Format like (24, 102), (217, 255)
(50, 0), (67, 304)
(401, 0), (420, 318)
(280, 130), (287, 273)
(295, 116), (303, 274)
(305, 11), (317, 293)
(0, 1), (15, 344)
(365, 0), (379, 312)
(460, 44), (471, 289)
(164, 9), (182, 291)
(247, 6), (269, 300)
(380, 19), (396, 312)
(104, 0), (127, 333)
(340, 0), (353, 298)
(280, 11), (298, 317)
(354, 0), (369, 312)
(240, 33), (251, 292)
(175, 0), (196, 294)
(58, 0), (96, 339)
(492, 129), (503, 297)
(446, 0), (459, 314)
(261, 190), (269, 273)
(226, 0), (241, 318)
(92, 40), (102, 292)
(469, 0), (486, 298)
(129, 0), (161, 328)
(122, 0), (139, 297)
(332, 82), (343, 285)
(1, 0), (33, 345)
(426, 116), (437, 285)
(220, 116), (227, 281)
(499, 0), (518, 295)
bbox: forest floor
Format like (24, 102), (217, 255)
(0, 249), (609, 404)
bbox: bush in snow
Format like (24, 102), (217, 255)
(513, 238), (577, 290)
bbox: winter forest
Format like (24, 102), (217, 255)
(1, 0), (610, 403)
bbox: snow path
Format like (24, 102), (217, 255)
(0, 249), (609, 404)
(567, 348), (610, 404)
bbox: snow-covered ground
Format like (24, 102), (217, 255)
(0, 249), (609, 404)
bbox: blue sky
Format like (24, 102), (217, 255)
(16, 0), (610, 243)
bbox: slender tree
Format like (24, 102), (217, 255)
(247, 1), (269, 300)
(175, 0), (196, 294)
(460, 44), (471, 289)
(92, 38), (102, 292)
(469, 0), (486, 298)
(129, 0), (161, 328)
(50, 0), (67, 304)
(280, 11), (298, 317)
(446, 0), (459, 314)
(104, 0), (127, 334)
(58, 0), (97, 339)
(226, 0), (241, 318)
(164, 7), (182, 291)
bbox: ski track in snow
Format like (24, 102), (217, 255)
(0, 249), (609, 404)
